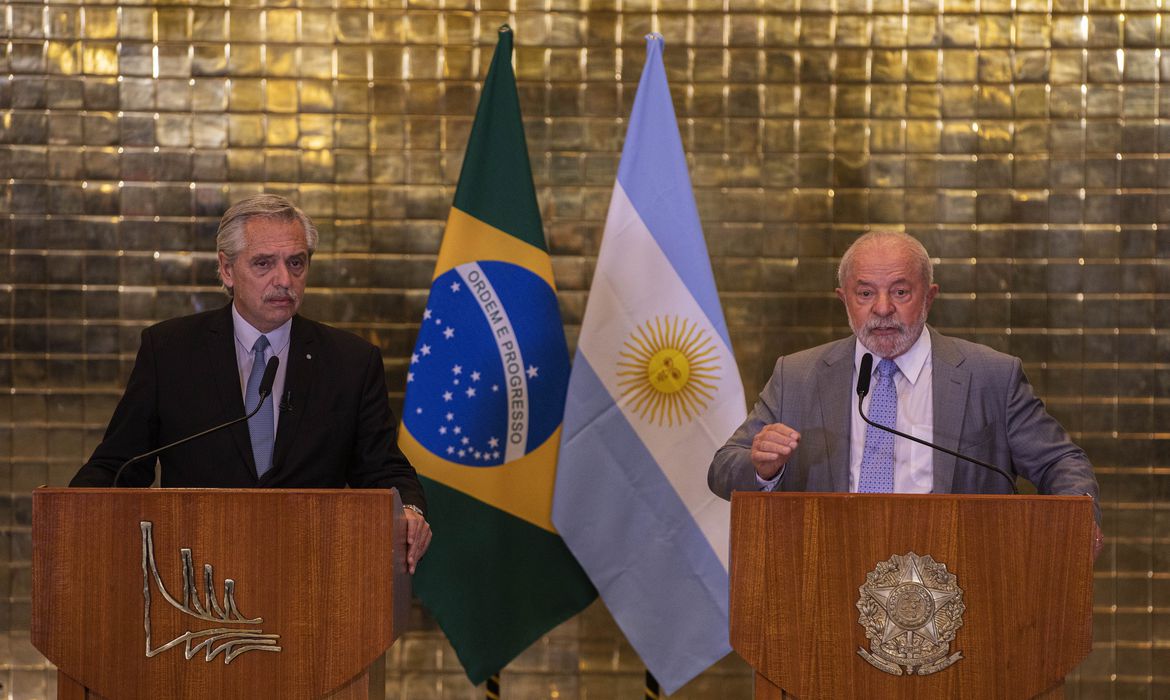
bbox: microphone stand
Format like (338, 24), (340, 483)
(857, 353), (1019, 495)
(112, 358), (279, 486)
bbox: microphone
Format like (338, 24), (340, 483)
(857, 352), (874, 399)
(112, 356), (280, 487)
(256, 356), (279, 399)
(855, 352), (1018, 494)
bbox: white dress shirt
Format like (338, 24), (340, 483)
(847, 331), (934, 493)
(758, 330), (935, 493)
(231, 305), (292, 435)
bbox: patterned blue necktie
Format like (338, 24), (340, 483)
(858, 358), (898, 493)
(245, 335), (274, 477)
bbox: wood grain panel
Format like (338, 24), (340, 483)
(33, 488), (409, 700)
(730, 492), (1093, 700)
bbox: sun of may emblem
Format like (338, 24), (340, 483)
(617, 316), (720, 427)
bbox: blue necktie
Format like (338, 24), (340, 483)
(245, 335), (274, 477)
(858, 358), (898, 493)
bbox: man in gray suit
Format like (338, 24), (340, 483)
(709, 231), (1102, 550)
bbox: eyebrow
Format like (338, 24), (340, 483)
(853, 277), (912, 287)
(249, 251), (307, 261)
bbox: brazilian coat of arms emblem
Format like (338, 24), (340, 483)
(856, 552), (965, 676)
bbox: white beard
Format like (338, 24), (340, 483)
(851, 306), (929, 359)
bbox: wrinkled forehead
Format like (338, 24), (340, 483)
(847, 241), (927, 284)
(241, 218), (310, 254)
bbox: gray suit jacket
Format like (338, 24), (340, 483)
(708, 328), (1099, 514)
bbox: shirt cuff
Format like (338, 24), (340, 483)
(756, 469), (782, 492)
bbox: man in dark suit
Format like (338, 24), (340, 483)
(72, 194), (432, 571)
(708, 231), (1102, 553)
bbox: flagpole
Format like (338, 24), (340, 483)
(486, 673), (500, 700)
(644, 670), (660, 699)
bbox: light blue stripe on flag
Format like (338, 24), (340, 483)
(557, 357), (731, 689)
(616, 35), (732, 351)
(553, 33), (747, 695)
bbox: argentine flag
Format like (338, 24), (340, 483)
(552, 34), (747, 694)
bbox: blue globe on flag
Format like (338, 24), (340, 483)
(403, 261), (569, 467)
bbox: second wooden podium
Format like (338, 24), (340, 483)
(31, 487), (410, 700)
(730, 492), (1095, 699)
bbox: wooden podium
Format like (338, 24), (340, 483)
(31, 487), (410, 700)
(729, 492), (1095, 699)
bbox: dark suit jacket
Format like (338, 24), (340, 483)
(71, 305), (427, 513)
(709, 328), (1098, 517)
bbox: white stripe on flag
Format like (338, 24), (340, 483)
(575, 183), (744, 567)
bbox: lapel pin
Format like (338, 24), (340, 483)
(306, 354), (312, 360)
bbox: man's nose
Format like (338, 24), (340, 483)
(272, 260), (292, 286)
(872, 292), (895, 315)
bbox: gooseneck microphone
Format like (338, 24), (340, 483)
(112, 356), (280, 487)
(857, 352), (875, 400)
(856, 352), (1018, 494)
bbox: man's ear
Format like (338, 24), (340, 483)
(218, 251), (233, 289)
(925, 283), (939, 309)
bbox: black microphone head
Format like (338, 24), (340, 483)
(258, 356), (279, 398)
(857, 352), (874, 398)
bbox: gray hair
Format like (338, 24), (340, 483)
(216, 194), (319, 292)
(837, 231), (933, 288)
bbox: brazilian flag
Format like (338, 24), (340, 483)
(398, 26), (597, 684)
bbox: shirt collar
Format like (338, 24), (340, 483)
(231, 304), (292, 355)
(852, 326), (932, 385)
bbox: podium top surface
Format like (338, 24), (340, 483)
(42, 486), (391, 495)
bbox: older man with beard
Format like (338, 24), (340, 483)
(708, 231), (1101, 543)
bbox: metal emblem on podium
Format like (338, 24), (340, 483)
(141, 521), (282, 664)
(856, 552), (964, 676)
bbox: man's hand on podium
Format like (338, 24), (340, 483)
(752, 423), (801, 480)
(1093, 523), (1104, 560)
(403, 507), (432, 574)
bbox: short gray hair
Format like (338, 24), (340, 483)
(216, 194), (318, 291)
(837, 231), (933, 288)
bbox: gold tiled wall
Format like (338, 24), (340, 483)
(1, 0), (1165, 697)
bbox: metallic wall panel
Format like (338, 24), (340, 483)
(0, 0), (1166, 697)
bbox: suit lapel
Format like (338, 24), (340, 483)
(207, 304), (259, 477)
(817, 338), (855, 492)
(930, 327), (969, 494)
(271, 315), (316, 475)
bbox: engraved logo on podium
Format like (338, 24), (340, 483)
(856, 552), (964, 676)
(141, 521), (281, 664)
